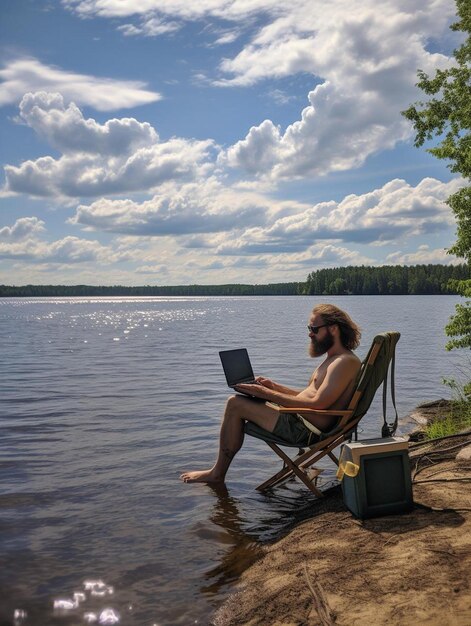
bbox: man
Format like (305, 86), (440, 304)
(180, 304), (361, 484)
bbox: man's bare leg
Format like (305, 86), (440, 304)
(180, 395), (279, 484)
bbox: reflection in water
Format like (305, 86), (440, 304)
(201, 479), (341, 598)
(201, 484), (265, 594)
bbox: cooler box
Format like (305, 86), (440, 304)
(340, 437), (413, 519)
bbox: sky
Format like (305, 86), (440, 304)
(0, 0), (465, 286)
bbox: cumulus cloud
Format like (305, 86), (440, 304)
(263, 243), (374, 267)
(70, 177), (303, 235)
(155, 242), (373, 279)
(85, 175), (459, 270)
(61, 2), (457, 180)
(0, 233), (128, 264)
(222, 120), (282, 174)
(386, 245), (460, 265)
(224, 51), (451, 178)
(212, 177), (462, 255)
(9, 2), (458, 187)
(218, 1), (454, 179)
(0, 58), (161, 111)
(0, 216), (45, 241)
(3, 93), (214, 198)
(19, 92), (159, 155)
(0, 216), (129, 265)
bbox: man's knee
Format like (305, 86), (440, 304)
(225, 394), (244, 416)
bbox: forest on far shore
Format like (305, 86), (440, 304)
(0, 264), (469, 297)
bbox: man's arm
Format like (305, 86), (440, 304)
(237, 357), (359, 409)
(255, 377), (300, 396)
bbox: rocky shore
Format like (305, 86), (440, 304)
(406, 398), (455, 440)
(213, 403), (471, 626)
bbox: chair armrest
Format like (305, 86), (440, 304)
(266, 402), (353, 416)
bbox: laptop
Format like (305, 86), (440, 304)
(219, 348), (262, 398)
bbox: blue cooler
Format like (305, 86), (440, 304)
(339, 437), (413, 519)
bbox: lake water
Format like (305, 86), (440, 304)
(0, 295), (467, 625)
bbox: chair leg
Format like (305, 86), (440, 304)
(256, 435), (347, 492)
(256, 445), (313, 491)
(259, 442), (324, 497)
(328, 451), (339, 465)
(254, 417), (364, 494)
(261, 446), (332, 491)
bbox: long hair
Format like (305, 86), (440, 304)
(313, 304), (361, 350)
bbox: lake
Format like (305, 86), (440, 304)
(0, 295), (466, 625)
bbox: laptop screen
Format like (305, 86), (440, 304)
(219, 348), (255, 386)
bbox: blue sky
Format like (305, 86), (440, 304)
(0, 0), (464, 285)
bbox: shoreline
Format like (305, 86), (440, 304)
(212, 403), (471, 625)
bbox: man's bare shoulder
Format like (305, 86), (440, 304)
(326, 351), (361, 375)
(329, 351), (361, 366)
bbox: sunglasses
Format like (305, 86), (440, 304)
(307, 323), (333, 334)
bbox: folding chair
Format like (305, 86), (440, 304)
(245, 332), (400, 496)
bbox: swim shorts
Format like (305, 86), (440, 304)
(272, 412), (319, 446)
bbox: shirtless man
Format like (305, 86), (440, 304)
(180, 304), (361, 484)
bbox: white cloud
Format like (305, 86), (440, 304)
(223, 35), (452, 178)
(10, 2), (458, 187)
(152, 241), (374, 280)
(261, 243), (374, 268)
(2, 2), (462, 285)
(215, 1), (455, 85)
(212, 177), (462, 255)
(62, 0), (284, 21)
(215, 0), (454, 179)
(135, 264), (170, 274)
(222, 120), (282, 174)
(213, 30), (241, 45)
(70, 175), (462, 265)
(19, 92), (159, 155)
(268, 89), (297, 106)
(144, 235), (453, 285)
(117, 16), (181, 37)
(70, 177), (302, 235)
(0, 217), (128, 266)
(3, 93), (215, 198)
(385, 245), (460, 265)
(0, 235), (127, 264)
(0, 58), (161, 111)
(0, 217), (45, 241)
(224, 77), (417, 178)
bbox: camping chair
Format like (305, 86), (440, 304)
(244, 332), (400, 497)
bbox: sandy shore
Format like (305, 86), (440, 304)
(213, 410), (471, 626)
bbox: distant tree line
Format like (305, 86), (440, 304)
(0, 264), (468, 297)
(0, 282), (304, 297)
(304, 264), (469, 295)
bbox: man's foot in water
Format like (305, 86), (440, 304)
(179, 468), (224, 483)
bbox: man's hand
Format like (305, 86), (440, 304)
(255, 376), (300, 397)
(255, 376), (276, 389)
(234, 382), (273, 400)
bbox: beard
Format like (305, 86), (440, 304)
(309, 330), (334, 357)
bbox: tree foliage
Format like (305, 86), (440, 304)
(0, 282), (304, 297)
(402, 0), (471, 349)
(304, 264), (468, 296)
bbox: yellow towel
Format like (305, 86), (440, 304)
(336, 460), (360, 481)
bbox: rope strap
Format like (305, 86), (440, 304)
(381, 336), (399, 437)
